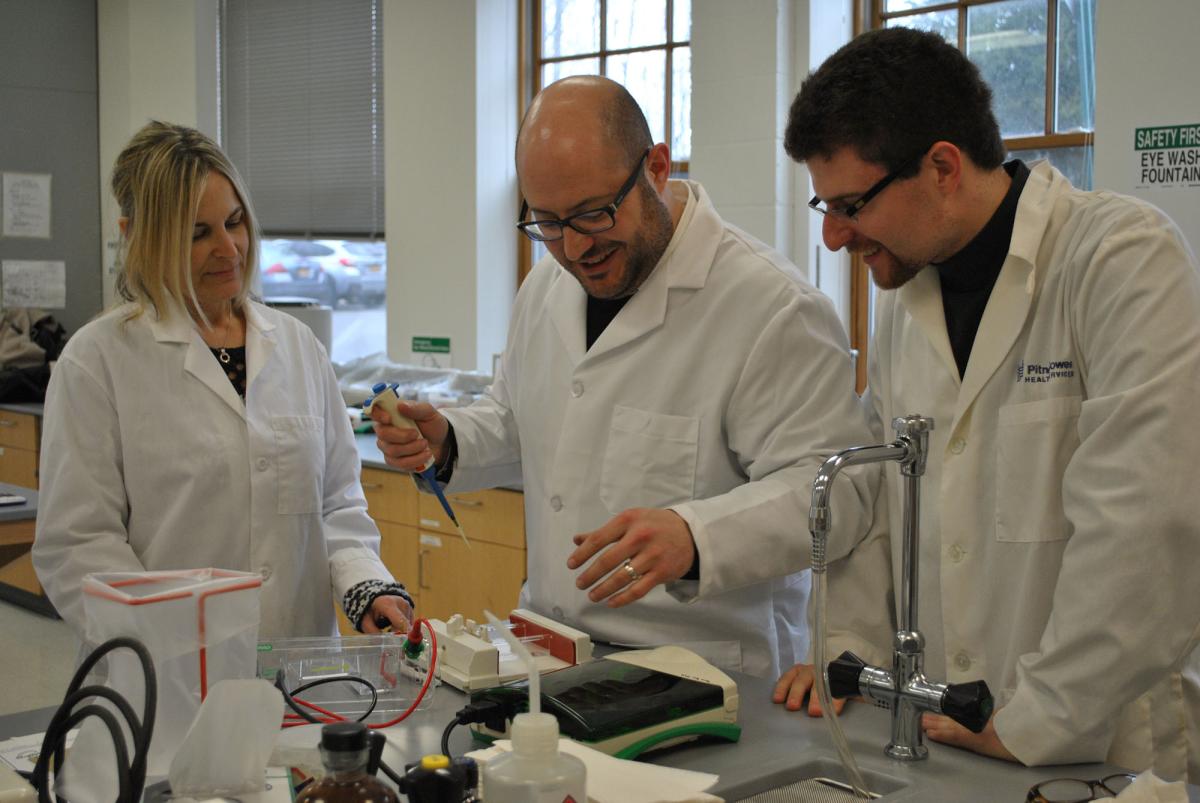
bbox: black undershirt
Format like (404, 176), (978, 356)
(934, 160), (1030, 378)
(586, 295), (631, 350)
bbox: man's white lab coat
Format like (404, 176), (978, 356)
(441, 181), (878, 677)
(33, 301), (393, 640)
(827, 162), (1200, 779)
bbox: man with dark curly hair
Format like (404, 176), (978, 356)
(774, 27), (1200, 780)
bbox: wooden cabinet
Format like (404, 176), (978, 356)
(0, 411), (39, 488)
(360, 466), (526, 626)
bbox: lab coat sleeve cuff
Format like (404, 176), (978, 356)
(667, 502), (709, 601)
(993, 686), (1109, 767)
(330, 546), (395, 601)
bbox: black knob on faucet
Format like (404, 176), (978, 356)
(827, 651), (867, 699)
(941, 680), (994, 733)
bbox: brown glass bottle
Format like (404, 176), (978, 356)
(296, 722), (399, 803)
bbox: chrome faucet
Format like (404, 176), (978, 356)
(810, 415), (993, 761)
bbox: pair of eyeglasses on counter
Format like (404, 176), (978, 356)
(1027, 772), (1137, 802)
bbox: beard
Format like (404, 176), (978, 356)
(603, 181), (674, 298)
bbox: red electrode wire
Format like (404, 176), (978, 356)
(281, 618), (439, 730)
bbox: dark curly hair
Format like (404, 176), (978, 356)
(785, 27), (1005, 177)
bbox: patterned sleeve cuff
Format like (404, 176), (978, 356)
(343, 579), (414, 632)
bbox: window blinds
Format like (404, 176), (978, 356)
(221, 0), (384, 237)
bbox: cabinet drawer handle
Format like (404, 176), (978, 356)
(0, 420), (15, 427)
(450, 498), (483, 508)
(361, 482), (384, 490)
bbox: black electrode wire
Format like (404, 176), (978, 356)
(31, 637), (156, 803)
(441, 718), (459, 758)
(274, 672), (380, 724)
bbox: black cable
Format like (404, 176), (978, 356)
(30, 637), (156, 803)
(274, 672), (380, 724)
(441, 718), (460, 758)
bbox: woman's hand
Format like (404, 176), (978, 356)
(361, 593), (413, 634)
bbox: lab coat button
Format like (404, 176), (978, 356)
(256, 457), (270, 471)
(571, 381), (584, 398)
(949, 438), (966, 454)
(949, 545), (964, 562)
(552, 606), (564, 619)
(954, 651), (971, 671)
(259, 565), (272, 581)
(550, 495), (563, 512)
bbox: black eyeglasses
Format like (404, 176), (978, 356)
(808, 149), (927, 220)
(1026, 772), (1136, 802)
(517, 149), (650, 242)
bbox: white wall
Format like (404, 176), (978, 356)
(1094, 0), (1200, 253)
(383, 0), (516, 372)
(96, 0), (218, 308)
(691, 0), (854, 322)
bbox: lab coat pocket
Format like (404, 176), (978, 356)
(599, 405), (699, 513)
(995, 395), (1081, 543)
(271, 416), (325, 515)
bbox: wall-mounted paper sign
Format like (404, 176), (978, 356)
(2, 173), (52, 239)
(2, 260), (66, 308)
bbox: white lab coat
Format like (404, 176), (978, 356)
(33, 301), (393, 641)
(827, 162), (1200, 779)
(441, 181), (878, 678)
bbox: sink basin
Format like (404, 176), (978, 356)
(723, 756), (906, 801)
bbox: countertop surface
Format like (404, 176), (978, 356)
(0, 481), (36, 523)
(2, 658), (1195, 802)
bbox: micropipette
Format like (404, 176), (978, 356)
(366, 382), (470, 547)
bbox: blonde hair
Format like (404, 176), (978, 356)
(111, 121), (259, 325)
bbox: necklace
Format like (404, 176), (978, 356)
(210, 313), (237, 363)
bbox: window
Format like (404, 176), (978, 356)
(220, 0), (386, 364)
(522, 0), (692, 278)
(877, 0), (1096, 188)
(844, 0), (1097, 390)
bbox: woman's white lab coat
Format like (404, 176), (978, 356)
(829, 162), (1200, 778)
(441, 181), (878, 678)
(33, 301), (393, 640)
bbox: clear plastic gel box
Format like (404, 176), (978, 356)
(257, 635), (438, 725)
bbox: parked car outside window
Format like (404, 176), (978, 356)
(258, 238), (386, 309)
(259, 239), (337, 306)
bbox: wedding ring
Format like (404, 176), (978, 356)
(621, 558), (642, 583)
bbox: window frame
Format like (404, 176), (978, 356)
(518, 0), (691, 283)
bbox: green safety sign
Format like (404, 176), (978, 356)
(1134, 124), (1200, 150)
(412, 336), (451, 354)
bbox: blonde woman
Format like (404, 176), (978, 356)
(33, 121), (412, 640)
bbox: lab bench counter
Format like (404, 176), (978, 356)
(3, 667), (1196, 802)
(0, 480), (49, 616)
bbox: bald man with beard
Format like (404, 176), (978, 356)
(372, 76), (880, 677)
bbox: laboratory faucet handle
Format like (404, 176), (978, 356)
(940, 679), (994, 734)
(891, 415), (935, 439)
(827, 651), (868, 699)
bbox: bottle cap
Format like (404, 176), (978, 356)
(510, 712), (560, 757)
(320, 721), (369, 752)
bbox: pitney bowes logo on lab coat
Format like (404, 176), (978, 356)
(1016, 358), (1075, 383)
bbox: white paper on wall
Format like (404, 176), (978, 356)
(2, 172), (52, 239)
(2, 259), (66, 308)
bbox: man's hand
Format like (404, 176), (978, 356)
(567, 508), (695, 608)
(772, 663), (847, 716)
(360, 593), (413, 635)
(922, 713), (1017, 762)
(370, 399), (448, 472)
